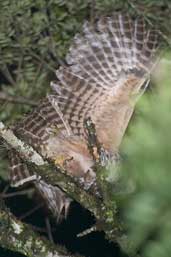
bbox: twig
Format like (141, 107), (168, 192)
(90, 0), (96, 25)
(0, 65), (16, 86)
(16, 55), (23, 84)
(28, 50), (56, 73)
(1, 188), (34, 199)
(19, 202), (44, 220)
(0, 92), (38, 107)
(45, 217), (54, 243)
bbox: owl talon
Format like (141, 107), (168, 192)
(99, 148), (120, 167)
(81, 168), (96, 190)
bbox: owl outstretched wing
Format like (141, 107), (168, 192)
(9, 13), (159, 221)
(49, 13), (159, 150)
(15, 13), (159, 152)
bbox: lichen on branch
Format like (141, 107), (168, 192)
(0, 121), (132, 254)
(0, 200), (82, 257)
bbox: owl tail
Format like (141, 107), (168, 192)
(8, 149), (71, 221)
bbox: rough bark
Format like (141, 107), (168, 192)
(0, 121), (132, 255)
(0, 200), (82, 257)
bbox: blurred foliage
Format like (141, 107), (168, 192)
(120, 56), (171, 257)
(0, 0), (90, 123)
(0, 0), (171, 256)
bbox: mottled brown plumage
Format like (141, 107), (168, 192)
(8, 13), (159, 221)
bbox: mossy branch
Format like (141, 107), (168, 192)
(0, 121), (133, 254)
(0, 200), (83, 257)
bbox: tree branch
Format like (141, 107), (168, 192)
(0, 121), (132, 255)
(0, 122), (45, 167)
(0, 200), (82, 257)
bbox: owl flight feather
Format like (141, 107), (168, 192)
(9, 13), (159, 221)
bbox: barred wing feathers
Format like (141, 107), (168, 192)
(50, 13), (159, 149)
(14, 98), (63, 152)
(15, 14), (159, 151)
(9, 14), (159, 220)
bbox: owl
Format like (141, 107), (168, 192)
(8, 13), (159, 221)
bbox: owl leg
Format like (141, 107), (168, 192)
(81, 168), (96, 190)
(98, 147), (121, 166)
(35, 180), (72, 222)
(45, 217), (54, 243)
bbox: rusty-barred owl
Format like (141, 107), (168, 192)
(8, 13), (159, 221)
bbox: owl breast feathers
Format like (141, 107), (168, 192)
(9, 13), (159, 221)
